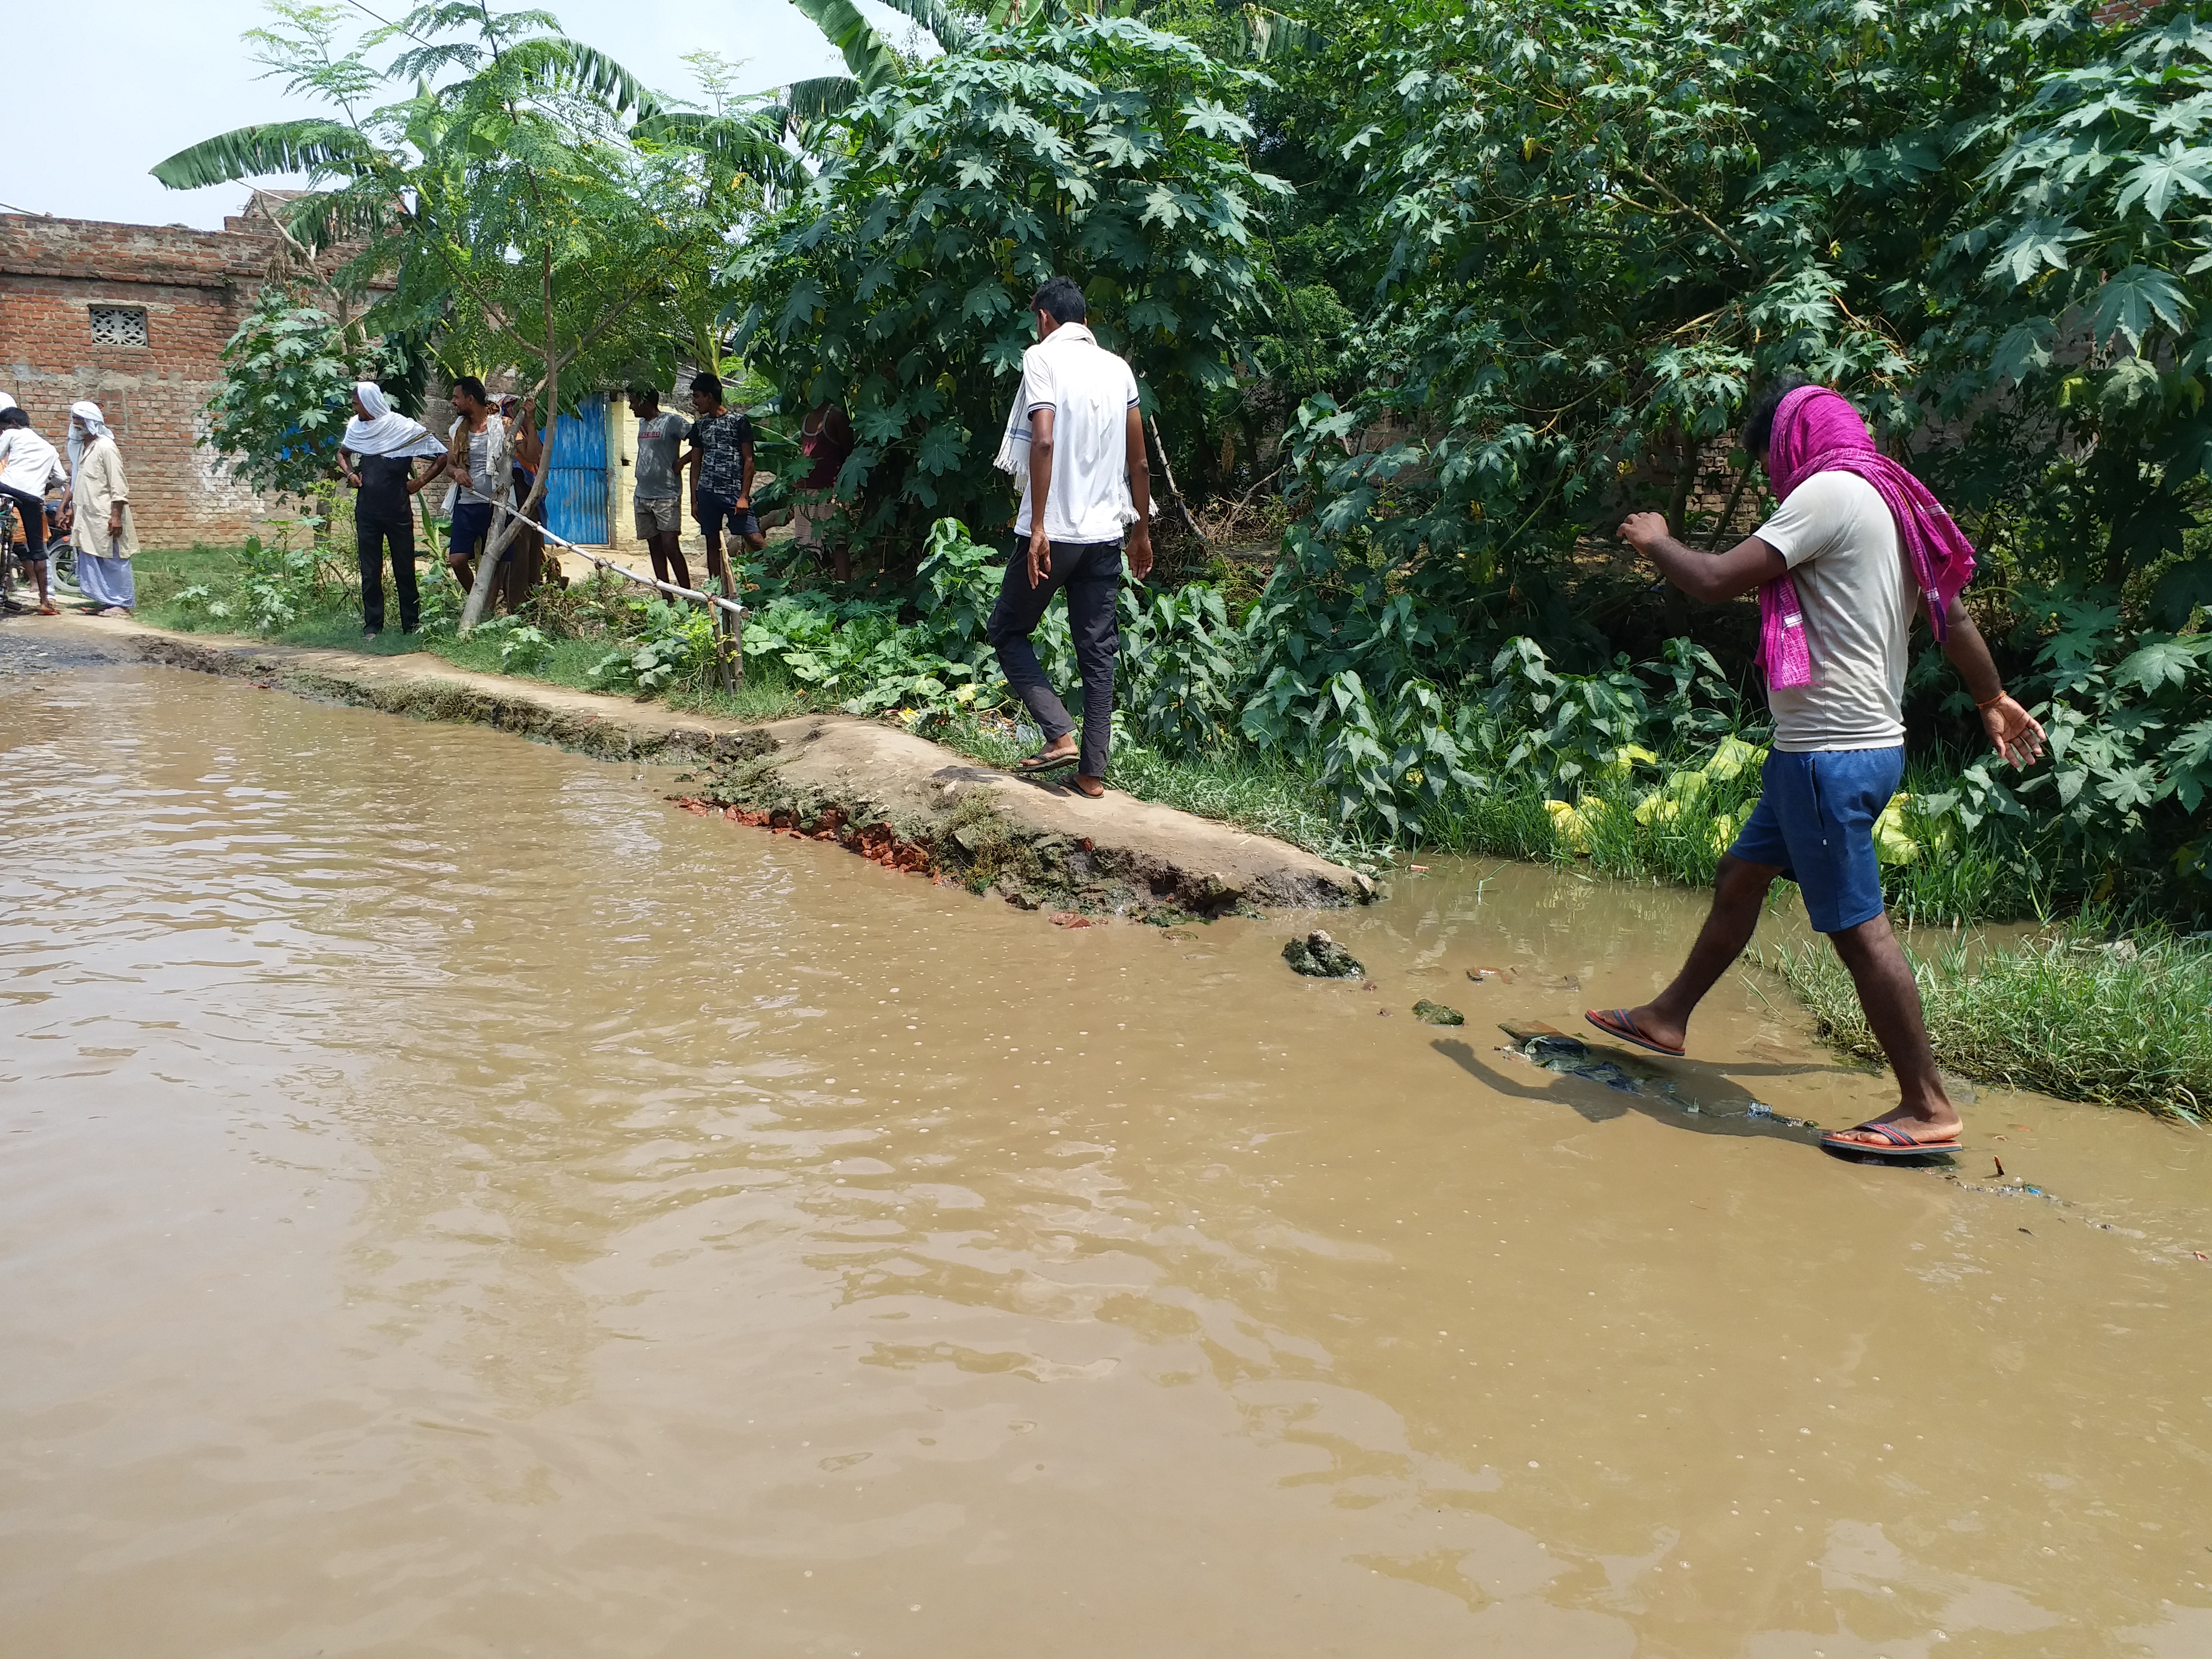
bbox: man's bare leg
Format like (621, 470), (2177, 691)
(647, 531), (691, 592)
(1613, 854), (1780, 1052)
(1822, 913), (1961, 1144)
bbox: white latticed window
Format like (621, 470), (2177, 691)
(89, 306), (149, 348)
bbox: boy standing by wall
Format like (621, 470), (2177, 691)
(628, 385), (693, 592)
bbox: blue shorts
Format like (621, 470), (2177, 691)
(1729, 745), (1903, 934)
(695, 491), (759, 540)
(448, 501), (497, 562)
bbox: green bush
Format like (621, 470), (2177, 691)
(589, 600), (718, 695)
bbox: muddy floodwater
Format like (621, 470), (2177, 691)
(4, 659), (2210, 1659)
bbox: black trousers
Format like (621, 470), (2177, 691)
(358, 515), (419, 632)
(2, 486), (46, 562)
(987, 539), (1122, 778)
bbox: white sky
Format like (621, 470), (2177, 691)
(0, 0), (886, 230)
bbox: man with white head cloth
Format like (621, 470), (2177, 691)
(337, 382), (448, 637)
(69, 403), (137, 615)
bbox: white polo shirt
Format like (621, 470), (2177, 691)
(0, 428), (62, 497)
(1013, 324), (1142, 544)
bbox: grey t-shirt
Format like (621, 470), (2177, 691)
(1753, 470), (1915, 753)
(635, 410), (692, 499)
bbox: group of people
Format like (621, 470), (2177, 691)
(623, 371), (775, 602)
(979, 273), (2043, 1163)
(335, 367), (814, 637)
(0, 396), (138, 616)
(334, 375), (550, 637)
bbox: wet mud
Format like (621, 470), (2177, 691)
(4, 661), (2209, 1658)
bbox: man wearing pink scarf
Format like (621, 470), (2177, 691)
(1590, 377), (2044, 1159)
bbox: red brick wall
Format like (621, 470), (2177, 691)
(0, 213), (290, 548)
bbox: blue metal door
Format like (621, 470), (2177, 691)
(544, 393), (609, 545)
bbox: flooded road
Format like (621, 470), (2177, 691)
(3, 660), (2208, 1659)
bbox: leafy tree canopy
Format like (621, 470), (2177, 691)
(725, 14), (1288, 544)
(206, 285), (398, 501)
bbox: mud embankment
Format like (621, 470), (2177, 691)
(25, 615), (1371, 919)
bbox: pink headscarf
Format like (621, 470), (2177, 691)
(1756, 385), (1977, 688)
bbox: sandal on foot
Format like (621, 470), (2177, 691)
(1064, 777), (1105, 799)
(1584, 1008), (1685, 1058)
(1819, 1120), (1963, 1160)
(1016, 749), (1077, 774)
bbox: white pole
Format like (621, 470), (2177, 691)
(532, 517), (747, 622)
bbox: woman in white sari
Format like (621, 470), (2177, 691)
(69, 403), (138, 615)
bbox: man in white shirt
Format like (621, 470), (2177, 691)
(0, 407), (66, 614)
(987, 276), (1154, 799)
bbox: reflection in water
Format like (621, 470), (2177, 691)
(2, 660), (2208, 1657)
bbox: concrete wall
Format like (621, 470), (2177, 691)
(609, 393), (639, 551)
(0, 211), (294, 548)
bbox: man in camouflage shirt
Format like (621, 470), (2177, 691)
(681, 371), (765, 599)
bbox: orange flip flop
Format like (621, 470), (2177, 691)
(1820, 1121), (1964, 1160)
(1583, 1008), (1685, 1058)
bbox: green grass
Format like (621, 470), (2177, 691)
(1762, 923), (2212, 1119)
(132, 544), (808, 713)
(129, 544), (250, 610)
(664, 668), (821, 725)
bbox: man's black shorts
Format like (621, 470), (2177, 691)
(695, 491), (759, 540)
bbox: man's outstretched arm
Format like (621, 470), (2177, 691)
(1617, 512), (1787, 604)
(1937, 593), (2045, 768)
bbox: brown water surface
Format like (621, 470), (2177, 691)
(3, 661), (2208, 1658)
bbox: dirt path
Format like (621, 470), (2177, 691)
(14, 612), (1370, 919)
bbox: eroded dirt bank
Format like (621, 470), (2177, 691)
(21, 613), (1370, 919)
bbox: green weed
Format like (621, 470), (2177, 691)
(1762, 923), (2212, 1120)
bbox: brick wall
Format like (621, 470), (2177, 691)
(0, 211), (292, 548)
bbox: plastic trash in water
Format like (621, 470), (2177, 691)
(1503, 1025), (1821, 1123)
(1522, 1034), (1642, 1094)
